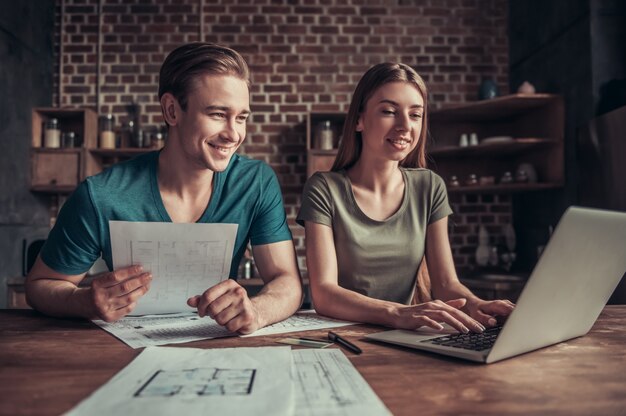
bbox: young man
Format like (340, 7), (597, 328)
(26, 43), (303, 334)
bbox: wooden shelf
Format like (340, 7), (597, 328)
(430, 93), (561, 122)
(32, 148), (82, 154)
(89, 148), (155, 158)
(448, 183), (562, 194)
(429, 138), (558, 158)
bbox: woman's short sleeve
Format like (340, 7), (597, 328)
(296, 172), (334, 227)
(428, 171), (453, 224)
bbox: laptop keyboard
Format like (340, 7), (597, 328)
(420, 326), (503, 351)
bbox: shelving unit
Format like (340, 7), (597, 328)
(305, 112), (344, 177)
(30, 108), (97, 193)
(31, 107), (155, 194)
(89, 148), (153, 158)
(428, 93), (564, 192)
(305, 94), (565, 194)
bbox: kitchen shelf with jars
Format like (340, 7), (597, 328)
(30, 108), (97, 193)
(428, 93), (564, 193)
(30, 107), (164, 194)
(305, 112), (345, 177)
(305, 94), (564, 194)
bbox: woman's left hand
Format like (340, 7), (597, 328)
(464, 298), (515, 327)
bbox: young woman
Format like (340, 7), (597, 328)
(297, 63), (514, 333)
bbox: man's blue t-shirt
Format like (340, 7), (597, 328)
(40, 151), (292, 277)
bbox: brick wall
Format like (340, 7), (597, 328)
(53, 0), (510, 271)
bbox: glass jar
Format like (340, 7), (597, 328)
(315, 120), (334, 150)
(44, 118), (61, 148)
(62, 131), (76, 148)
(99, 114), (115, 149)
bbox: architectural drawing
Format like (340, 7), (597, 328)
(130, 240), (228, 304)
(109, 221), (238, 315)
(65, 346), (294, 416)
(135, 368), (256, 397)
(94, 311), (355, 349)
(292, 350), (390, 416)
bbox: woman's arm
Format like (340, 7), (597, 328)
(426, 216), (515, 326)
(305, 221), (484, 333)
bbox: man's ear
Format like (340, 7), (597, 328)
(160, 93), (179, 126)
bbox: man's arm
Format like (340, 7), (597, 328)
(250, 239), (303, 326)
(188, 239), (303, 334)
(26, 255), (152, 321)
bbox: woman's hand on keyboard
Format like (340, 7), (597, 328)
(465, 299), (515, 327)
(392, 298), (486, 333)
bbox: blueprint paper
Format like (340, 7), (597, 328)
(65, 347), (389, 416)
(109, 221), (238, 315)
(93, 312), (235, 349)
(65, 346), (294, 416)
(242, 310), (357, 337)
(293, 349), (391, 416)
(93, 311), (357, 349)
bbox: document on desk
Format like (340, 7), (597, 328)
(65, 346), (294, 416)
(293, 349), (391, 416)
(109, 221), (238, 315)
(93, 311), (357, 349)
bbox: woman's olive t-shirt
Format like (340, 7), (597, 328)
(297, 168), (453, 305)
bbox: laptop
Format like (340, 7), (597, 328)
(365, 206), (626, 363)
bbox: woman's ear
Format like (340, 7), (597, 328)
(160, 93), (179, 126)
(356, 115), (364, 132)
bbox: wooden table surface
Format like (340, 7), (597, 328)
(1, 306), (625, 416)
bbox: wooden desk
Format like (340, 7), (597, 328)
(1, 307), (625, 416)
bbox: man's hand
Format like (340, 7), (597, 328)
(88, 265), (152, 322)
(464, 298), (515, 327)
(187, 279), (261, 334)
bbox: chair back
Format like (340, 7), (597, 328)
(22, 239), (46, 276)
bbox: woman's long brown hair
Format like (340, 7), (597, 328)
(332, 63), (429, 171)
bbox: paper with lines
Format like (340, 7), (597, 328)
(293, 349), (390, 416)
(109, 221), (238, 315)
(93, 311), (356, 349)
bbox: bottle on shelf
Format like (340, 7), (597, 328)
(99, 114), (116, 149)
(44, 118), (61, 148)
(475, 225), (491, 267)
(315, 120), (335, 150)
